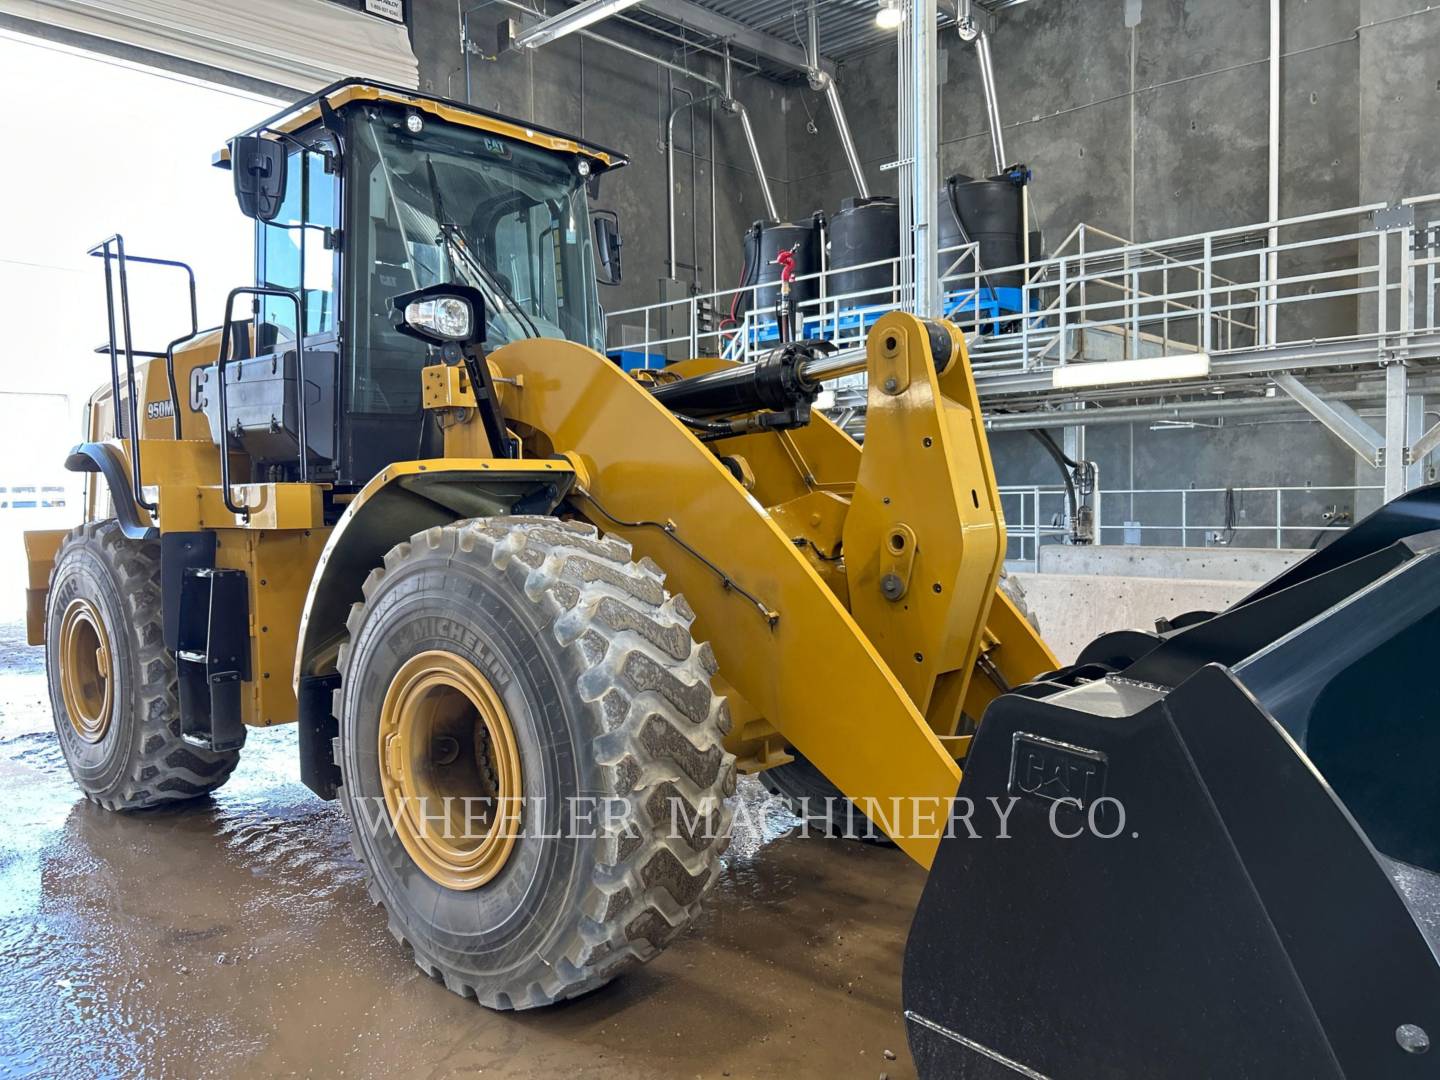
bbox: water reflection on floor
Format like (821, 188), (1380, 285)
(0, 620), (922, 1079)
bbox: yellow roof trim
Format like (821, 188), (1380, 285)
(218, 83), (619, 169)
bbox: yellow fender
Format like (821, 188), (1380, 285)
(292, 458), (576, 687)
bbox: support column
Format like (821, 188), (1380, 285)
(1384, 361), (1410, 501)
(1266, 0), (1280, 346)
(909, 0), (940, 316)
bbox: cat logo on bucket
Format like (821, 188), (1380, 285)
(1008, 732), (1107, 808)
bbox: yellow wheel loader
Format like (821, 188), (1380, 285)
(23, 81), (1440, 1077)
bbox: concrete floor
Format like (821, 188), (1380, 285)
(0, 619), (922, 1080)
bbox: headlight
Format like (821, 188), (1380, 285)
(390, 285), (487, 346)
(404, 296), (472, 341)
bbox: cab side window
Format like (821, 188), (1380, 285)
(257, 147), (338, 341)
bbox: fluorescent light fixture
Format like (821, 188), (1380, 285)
(1051, 353), (1212, 390)
(875, 0), (904, 29)
(513, 0), (645, 49)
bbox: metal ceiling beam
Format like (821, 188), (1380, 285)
(640, 0), (835, 75)
(514, 0), (648, 47)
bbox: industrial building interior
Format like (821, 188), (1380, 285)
(0, 0), (1437, 1077)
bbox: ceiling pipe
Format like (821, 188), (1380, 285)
(958, 3), (1007, 173)
(806, 0), (821, 74)
(513, 0), (648, 48)
(973, 30), (1007, 173)
(472, 0), (726, 102)
(724, 48), (780, 221)
(736, 105), (780, 221)
(805, 0), (870, 198)
(822, 81), (872, 198)
(985, 398), (1313, 431)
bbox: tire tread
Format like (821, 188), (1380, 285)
(50, 520), (239, 810)
(337, 515), (735, 1008)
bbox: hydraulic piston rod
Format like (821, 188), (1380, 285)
(798, 318), (954, 384)
(651, 321), (956, 421)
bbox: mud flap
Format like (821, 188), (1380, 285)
(903, 485), (1440, 1079)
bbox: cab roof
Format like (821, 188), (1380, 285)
(214, 77), (628, 172)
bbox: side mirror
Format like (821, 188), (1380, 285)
(390, 283), (487, 347)
(232, 136), (287, 221)
(593, 210), (623, 286)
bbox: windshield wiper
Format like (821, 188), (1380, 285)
(424, 156), (457, 282)
(424, 155), (539, 339)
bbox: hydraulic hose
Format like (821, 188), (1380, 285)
(1030, 428), (1079, 524)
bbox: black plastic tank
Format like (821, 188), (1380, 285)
(939, 173), (1025, 289)
(751, 216), (822, 313)
(828, 195), (900, 307)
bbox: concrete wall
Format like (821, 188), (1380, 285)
(808, 0), (1437, 542)
(801, 0), (1391, 244)
(1012, 571), (1260, 663)
(1358, 0), (1440, 205)
(1036, 544), (1304, 579)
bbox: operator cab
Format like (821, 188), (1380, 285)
(206, 80), (628, 489)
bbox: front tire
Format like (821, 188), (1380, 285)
(45, 521), (241, 810)
(336, 517), (735, 1009)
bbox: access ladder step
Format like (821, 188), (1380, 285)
(174, 567), (250, 752)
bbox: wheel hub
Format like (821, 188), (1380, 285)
(58, 597), (113, 743)
(377, 651), (523, 890)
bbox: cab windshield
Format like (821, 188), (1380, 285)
(349, 105), (603, 413)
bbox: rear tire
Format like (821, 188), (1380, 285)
(761, 571), (1040, 841)
(45, 520), (241, 810)
(336, 516), (736, 1009)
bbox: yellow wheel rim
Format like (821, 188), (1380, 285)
(377, 650), (524, 890)
(59, 597), (113, 744)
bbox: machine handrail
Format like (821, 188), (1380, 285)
(88, 236), (200, 515)
(214, 286), (307, 520)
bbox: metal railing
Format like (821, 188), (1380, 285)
(604, 193), (1440, 407)
(88, 234), (200, 516)
(1000, 483), (1385, 567)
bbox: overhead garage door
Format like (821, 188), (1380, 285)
(0, 0), (418, 91)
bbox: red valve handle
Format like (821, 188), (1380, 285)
(773, 246), (797, 285)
